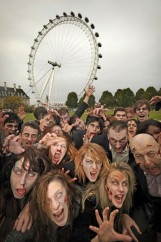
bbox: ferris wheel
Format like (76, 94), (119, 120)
(27, 12), (102, 108)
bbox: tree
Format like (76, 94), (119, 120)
(144, 86), (158, 100)
(158, 88), (161, 96)
(135, 88), (145, 101)
(121, 88), (135, 107)
(114, 89), (124, 107)
(99, 90), (115, 108)
(78, 94), (95, 108)
(65, 92), (78, 110)
(3, 96), (23, 111)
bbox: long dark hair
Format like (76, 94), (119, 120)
(30, 170), (81, 242)
(0, 147), (51, 214)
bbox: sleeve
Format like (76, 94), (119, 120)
(70, 102), (88, 125)
(69, 199), (98, 242)
(5, 228), (33, 242)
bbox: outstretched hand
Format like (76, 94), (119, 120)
(0, 111), (9, 128)
(90, 207), (132, 242)
(149, 96), (161, 105)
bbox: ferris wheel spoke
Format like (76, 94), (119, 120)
(28, 12), (102, 106)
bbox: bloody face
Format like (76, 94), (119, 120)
(106, 170), (129, 208)
(49, 137), (67, 165)
(81, 155), (102, 182)
(47, 180), (69, 227)
(108, 128), (128, 154)
(10, 158), (38, 199)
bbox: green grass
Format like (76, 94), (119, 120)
(24, 110), (161, 122)
(149, 110), (161, 120)
(24, 113), (34, 122)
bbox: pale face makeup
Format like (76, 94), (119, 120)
(47, 180), (69, 227)
(86, 121), (101, 139)
(127, 120), (137, 137)
(135, 105), (149, 122)
(106, 170), (128, 208)
(108, 128), (128, 154)
(40, 114), (54, 132)
(10, 158), (38, 199)
(81, 155), (102, 182)
(4, 122), (19, 135)
(20, 126), (39, 147)
(49, 138), (67, 165)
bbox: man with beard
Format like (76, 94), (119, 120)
(92, 120), (135, 165)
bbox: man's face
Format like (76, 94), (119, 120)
(135, 105), (149, 122)
(108, 128), (128, 154)
(10, 158), (38, 199)
(3, 122), (19, 135)
(20, 126), (39, 147)
(60, 113), (70, 126)
(39, 114), (54, 132)
(81, 155), (102, 182)
(106, 170), (128, 208)
(50, 125), (63, 136)
(86, 121), (101, 139)
(114, 111), (127, 121)
(47, 180), (69, 227)
(131, 135), (161, 175)
(49, 138), (67, 165)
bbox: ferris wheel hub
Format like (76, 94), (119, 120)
(48, 60), (61, 68)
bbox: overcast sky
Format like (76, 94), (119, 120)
(0, 0), (161, 104)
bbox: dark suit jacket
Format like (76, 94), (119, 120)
(131, 164), (161, 233)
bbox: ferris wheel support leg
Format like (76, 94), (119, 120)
(48, 68), (55, 109)
(39, 69), (53, 101)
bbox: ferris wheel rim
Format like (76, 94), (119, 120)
(27, 12), (102, 106)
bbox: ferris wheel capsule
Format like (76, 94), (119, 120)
(27, 12), (102, 107)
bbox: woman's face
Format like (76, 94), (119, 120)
(106, 170), (129, 208)
(81, 154), (102, 182)
(47, 180), (69, 227)
(10, 158), (38, 199)
(127, 120), (137, 137)
(49, 138), (67, 165)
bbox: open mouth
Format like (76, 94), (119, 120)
(16, 188), (26, 197)
(53, 208), (64, 222)
(138, 115), (145, 120)
(53, 152), (61, 164)
(90, 171), (97, 180)
(115, 194), (124, 204)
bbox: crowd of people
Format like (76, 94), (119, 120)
(0, 86), (161, 242)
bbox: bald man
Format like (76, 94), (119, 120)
(130, 134), (161, 242)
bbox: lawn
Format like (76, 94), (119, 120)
(24, 110), (161, 122)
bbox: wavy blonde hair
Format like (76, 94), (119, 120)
(75, 143), (110, 184)
(82, 161), (136, 211)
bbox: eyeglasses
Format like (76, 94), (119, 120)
(109, 137), (128, 145)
